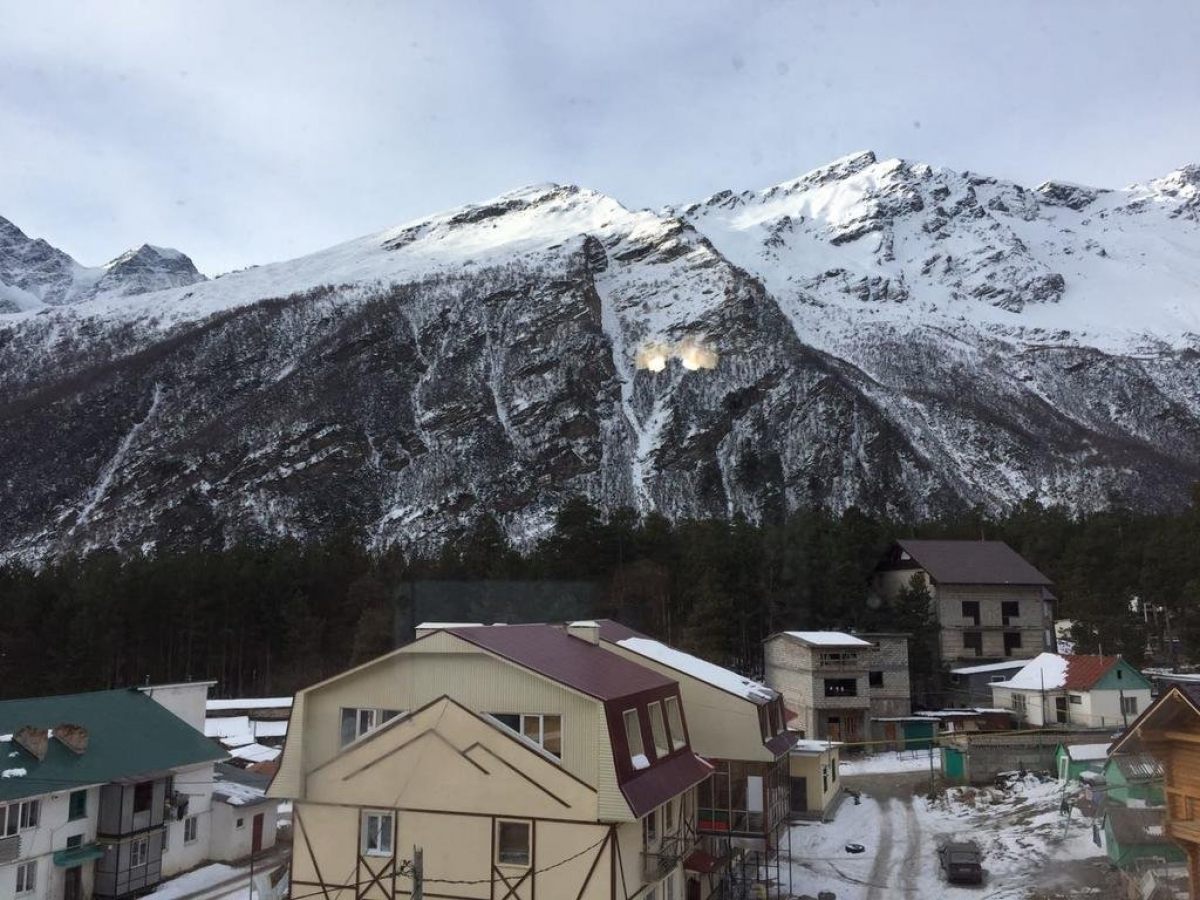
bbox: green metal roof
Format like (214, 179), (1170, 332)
(0, 688), (226, 804)
(53, 843), (105, 866)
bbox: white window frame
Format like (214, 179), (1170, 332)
(1122, 695), (1139, 716)
(130, 836), (149, 868)
(624, 708), (646, 766)
(184, 814), (199, 844)
(495, 819), (531, 868)
(643, 807), (659, 849)
(361, 810), (395, 857)
(1, 799), (40, 836)
(648, 701), (670, 758)
(491, 713), (563, 759)
(664, 697), (686, 750)
(15, 860), (36, 895)
(341, 707), (402, 746)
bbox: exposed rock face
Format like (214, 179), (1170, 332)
(1, 155), (1198, 561)
(0, 218), (204, 312)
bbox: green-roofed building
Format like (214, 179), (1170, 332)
(0, 685), (226, 900)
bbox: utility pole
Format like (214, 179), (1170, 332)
(412, 845), (424, 900)
(248, 842), (255, 900)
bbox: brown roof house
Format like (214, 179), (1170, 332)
(596, 620), (798, 893)
(1110, 683), (1200, 899)
(872, 539), (1055, 665)
(269, 621), (718, 900)
(989, 652), (1152, 728)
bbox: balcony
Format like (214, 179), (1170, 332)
(642, 832), (695, 881)
(0, 834), (20, 864)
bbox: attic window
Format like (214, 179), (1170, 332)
(664, 697), (686, 750)
(624, 709), (648, 769)
(648, 703), (669, 758)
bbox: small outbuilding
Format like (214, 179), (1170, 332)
(788, 740), (843, 821)
(1103, 806), (1185, 871)
(209, 764), (280, 862)
(1054, 741), (1111, 781)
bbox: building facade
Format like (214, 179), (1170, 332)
(989, 653), (1152, 729)
(762, 632), (877, 743)
(0, 685), (227, 900)
(270, 621), (716, 900)
(597, 619), (798, 896)
(872, 539), (1055, 665)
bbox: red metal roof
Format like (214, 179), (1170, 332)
(448, 624), (674, 700)
(892, 539), (1052, 586)
(621, 748), (714, 819)
(683, 850), (722, 874)
(1062, 655), (1121, 691)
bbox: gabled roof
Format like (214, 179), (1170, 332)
(991, 653), (1123, 691)
(0, 688), (226, 803)
(1111, 684), (1200, 755)
(891, 539), (1052, 586)
(446, 624), (674, 700)
(1058, 742), (1111, 762)
(1105, 753), (1163, 782)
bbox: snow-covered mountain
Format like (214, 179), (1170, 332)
(0, 216), (205, 312)
(1, 152), (1198, 561)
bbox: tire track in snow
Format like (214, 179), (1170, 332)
(865, 796), (895, 900)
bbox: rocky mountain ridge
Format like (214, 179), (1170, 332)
(1, 152), (1198, 562)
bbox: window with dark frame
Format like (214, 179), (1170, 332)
(868, 670), (884, 688)
(962, 601), (981, 625)
(68, 789), (87, 821)
(824, 678), (857, 697)
(496, 820), (531, 866)
(1001, 600), (1020, 625)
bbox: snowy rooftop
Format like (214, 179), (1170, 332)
(206, 697), (292, 712)
(228, 743), (281, 764)
(616, 637), (779, 704)
(951, 661), (1028, 676)
(783, 631), (872, 648)
(991, 653), (1069, 690)
(791, 740), (843, 753)
(1062, 742), (1112, 761)
(212, 779), (270, 808)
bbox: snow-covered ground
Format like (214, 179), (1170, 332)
(789, 774), (1105, 899)
(839, 749), (940, 776)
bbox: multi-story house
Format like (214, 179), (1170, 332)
(0, 685), (226, 900)
(989, 653), (1153, 729)
(596, 620), (797, 896)
(1110, 683), (1200, 900)
(269, 621), (716, 900)
(762, 632), (875, 743)
(872, 539), (1055, 664)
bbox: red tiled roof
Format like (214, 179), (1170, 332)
(892, 539), (1052, 586)
(1062, 655), (1121, 691)
(447, 624), (674, 700)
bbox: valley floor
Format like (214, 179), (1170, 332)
(788, 767), (1115, 900)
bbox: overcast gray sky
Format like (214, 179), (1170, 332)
(2, 0), (1197, 275)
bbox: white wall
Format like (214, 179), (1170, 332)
(0, 786), (99, 900)
(162, 763), (216, 878)
(1075, 688), (1152, 729)
(210, 800), (278, 862)
(140, 682), (216, 732)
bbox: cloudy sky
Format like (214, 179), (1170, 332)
(2, 1), (1197, 275)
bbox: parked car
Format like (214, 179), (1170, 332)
(938, 841), (983, 884)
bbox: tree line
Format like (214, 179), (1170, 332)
(1, 492), (1198, 701)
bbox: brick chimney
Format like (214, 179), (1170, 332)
(53, 724), (89, 755)
(12, 726), (48, 761)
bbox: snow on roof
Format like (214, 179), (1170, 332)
(790, 740), (842, 753)
(2, 768), (27, 778)
(991, 653), (1069, 690)
(205, 716), (251, 738)
(206, 698), (292, 712)
(1063, 742), (1111, 761)
(228, 743), (282, 764)
(616, 637), (779, 704)
(252, 720), (287, 738)
(783, 631), (872, 647)
(212, 779), (270, 808)
(219, 734), (256, 749)
(417, 622), (484, 630)
(950, 661), (1028, 675)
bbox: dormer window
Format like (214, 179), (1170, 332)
(664, 697), (686, 750)
(648, 702), (670, 758)
(624, 709), (649, 769)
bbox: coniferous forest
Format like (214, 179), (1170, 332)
(1, 492), (1198, 702)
